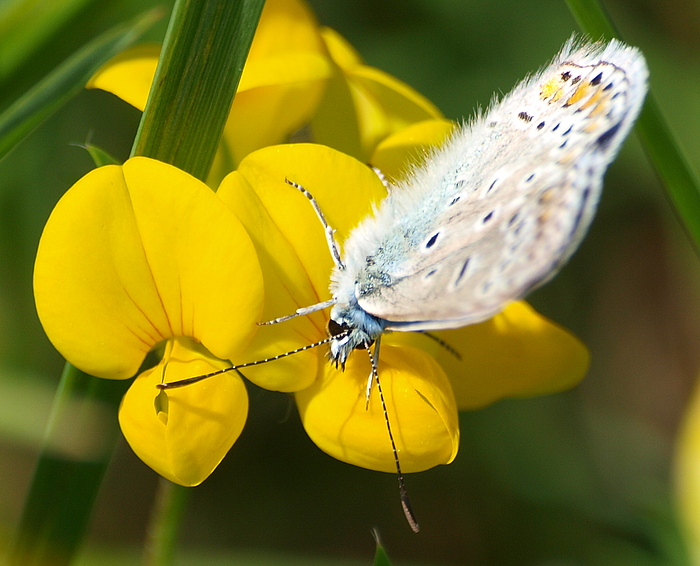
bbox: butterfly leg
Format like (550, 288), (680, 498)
(258, 299), (335, 325)
(364, 338), (382, 409)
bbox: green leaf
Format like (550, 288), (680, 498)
(565, 0), (700, 253)
(0, 7), (161, 163)
(82, 142), (121, 166)
(132, 0), (266, 181)
(372, 530), (393, 566)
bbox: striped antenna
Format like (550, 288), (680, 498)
(156, 335), (339, 390)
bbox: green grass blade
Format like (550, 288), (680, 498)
(8, 364), (131, 566)
(565, 0), (700, 253)
(132, 0), (266, 180)
(0, 0), (98, 82)
(0, 7), (161, 163)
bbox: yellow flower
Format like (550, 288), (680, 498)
(87, 0), (443, 180)
(87, 0), (332, 183)
(311, 27), (444, 163)
(216, 141), (589, 473)
(33, 157), (263, 485)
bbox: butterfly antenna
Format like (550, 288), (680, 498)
(366, 343), (420, 533)
(421, 332), (462, 360)
(285, 178), (345, 271)
(157, 335), (337, 390)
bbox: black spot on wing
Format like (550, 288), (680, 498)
(537, 121), (545, 130)
(518, 111), (533, 122)
(569, 186), (592, 238)
(596, 121), (622, 150)
(426, 232), (440, 249)
(590, 72), (603, 86)
(455, 257), (470, 286)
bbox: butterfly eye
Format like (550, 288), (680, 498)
(328, 319), (348, 337)
(328, 319), (375, 350)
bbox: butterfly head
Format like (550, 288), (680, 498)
(327, 300), (387, 365)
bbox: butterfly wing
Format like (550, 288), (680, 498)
(340, 39), (648, 331)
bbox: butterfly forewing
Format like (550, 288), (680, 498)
(344, 40), (648, 330)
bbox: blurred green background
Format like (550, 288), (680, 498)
(2, 0), (700, 564)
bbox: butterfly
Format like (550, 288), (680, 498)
(161, 37), (648, 532)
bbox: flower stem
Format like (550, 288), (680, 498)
(144, 480), (191, 566)
(8, 364), (130, 566)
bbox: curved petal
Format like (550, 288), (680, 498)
(218, 0), (333, 172)
(313, 27), (444, 162)
(318, 26), (363, 70)
(388, 301), (590, 410)
(217, 144), (386, 391)
(86, 43), (159, 111)
(348, 64), (443, 127)
(119, 337), (248, 486)
(89, 0), (331, 181)
(219, 53), (330, 171)
(34, 157), (263, 379)
(246, 0), (324, 60)
(296, 344), (459, 473)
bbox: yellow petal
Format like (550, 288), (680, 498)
(388, 301), (590, 410)
(221, 0), (333, 171)
(119, 337), (247, 486)
(319, 26), (364, 69)
(296, 344), (459, 473)
(348, 64), (443, 129)
(246, 0), (324, 59)
(217, 168), (323, 392)
(219, 52), (330, 172)
(89, 0), (331, 180)
(223, 143), (386, 297)
(217, 144), (386, 391)
(371, 118), (456, 181)
(313, 27), (444, 162)
(34, 157), (263, 379)
(308, 66), (364, 160)
(86, 43), (159, 111)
